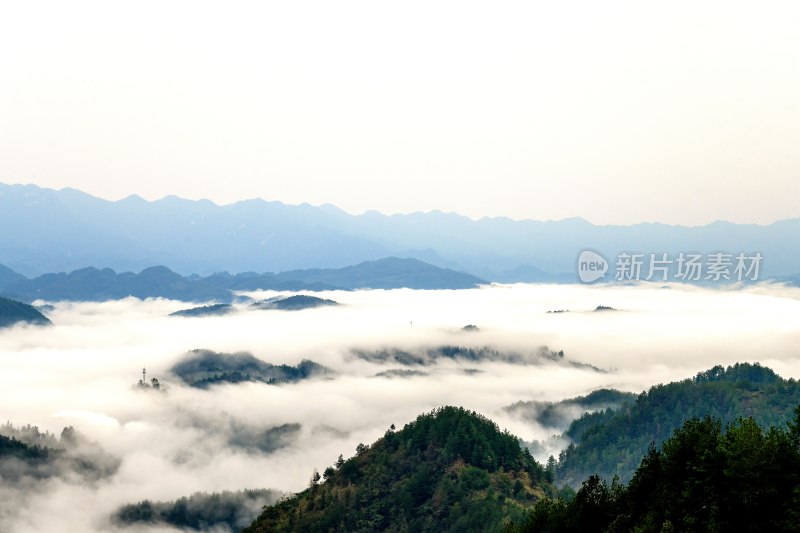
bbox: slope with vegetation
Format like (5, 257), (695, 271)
(554, 363), (800, 487)
(251, 294), (339, 310)
(243, 406), (553, 533)
(351, 345), (589, 368)
(0, 296), (51, 327)
(113, 489), (284, 532)
(0, 424), (118, 482)
(170, 349), (333, 388)
(509, 408), (800, 532)
(170, 303), (233, 317)
(506, 389), (636, 432)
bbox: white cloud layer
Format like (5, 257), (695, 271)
(1, 283), (800, 532)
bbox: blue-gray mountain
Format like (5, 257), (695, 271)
(0, 258), (484, 303)
(0, 296), (51, 327)
(2, 182), (799, 279)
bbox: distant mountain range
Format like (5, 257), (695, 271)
(0, 257), (485, 303)
(2, 182), (799, 280)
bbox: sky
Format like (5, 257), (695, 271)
(1, 1), (799, 225)
(2, 283), (800, 532)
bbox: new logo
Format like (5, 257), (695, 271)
(577, 249), (608, 283)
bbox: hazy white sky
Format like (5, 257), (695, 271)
(1, 1), (798, 225)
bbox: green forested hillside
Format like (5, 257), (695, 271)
(507, 389), (636, 432)
(170, 349), (333, 388)
(509, 408), (800, 532)
(113, 489), (284, 532)
(556, 363), (800, 486)
(243, 407), (553, 533)
(0, 426), (118, 482)
(241, 366), (800, 532)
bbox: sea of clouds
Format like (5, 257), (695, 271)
(1, 282), (800, 532)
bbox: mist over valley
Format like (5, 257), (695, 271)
(2, 283), (800, 531)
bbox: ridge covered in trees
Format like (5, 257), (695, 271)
(351, 345), (597, 370)
(113, 489), (284, 532)
(239, 364), (800, 532)
(506, 389), (636, 432)
(0, 296), (51, 327)
(170, 349), (333, 388)
(0, 424), (119, 482)
(170, 303), (234, 317)
(251, 294), (339, 311)
(553, 363), (800, 486)
(509, 407), (800, 532)
(243, 406), (553, 533)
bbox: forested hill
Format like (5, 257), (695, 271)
(0, 425), (118, 482)
(170, 349), (332, 388)
(0, 296), (50, 327)
(511, 407), (800, 533)
(113, 489), (284, 532)
(555, 362), (800, 486)
(243, 407), (553, 533)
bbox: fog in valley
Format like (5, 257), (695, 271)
(2, 283), (800, 532)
